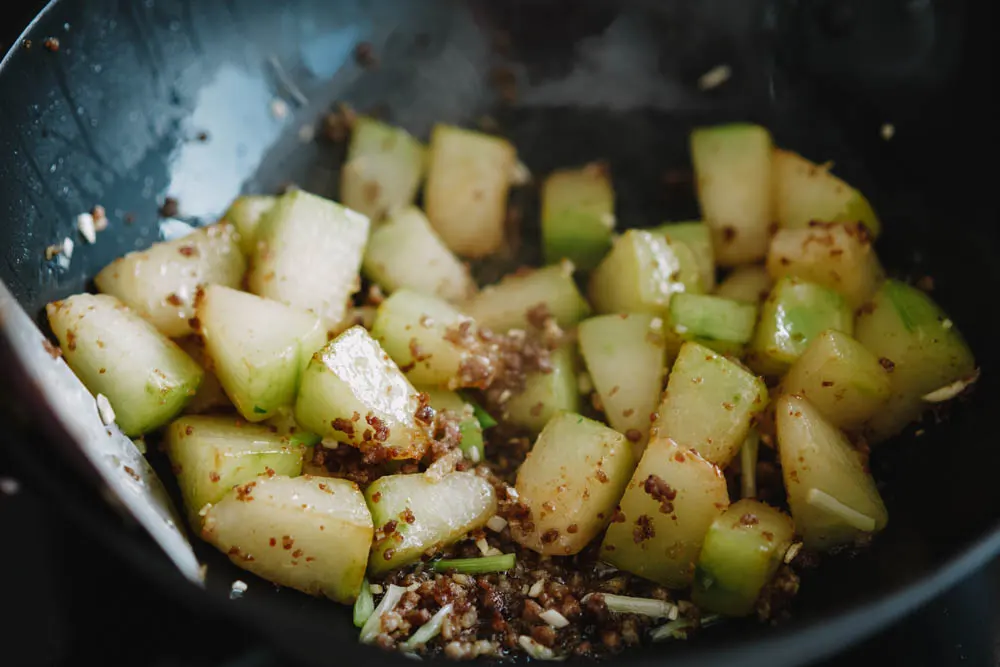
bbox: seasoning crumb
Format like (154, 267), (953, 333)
(698, 64), (731, 90)
(96, 393), (116, 425)
(77, 212), (96, 244)
(159, 197), (180, 218)
(43, 37), (60, 52)
(880, 123), (895, 141)
(92, 205), (108, 231)
(270, 98), (289, 120)
(0, 477), (21, 495)
(354, 42), (378, 68)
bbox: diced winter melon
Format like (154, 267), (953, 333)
(46, 294), (203, 436)
(341, 116), (425, 222)
(202, 475), (372, 603)
(504, 345), (581, 434)
(656, 221), (716, 292)
(588, 230), (695, 316)
(780, 330), (891, 432)
(365, 471), (497, 574)
(512, 413), (634, 555)
(195, 285), (327, 422)
(601, 437), (729, 588)
(691, 124), (774, 266)
(541, 162), (615, 271)
(164, 415), (305, 525)
(175, 336), (232, 414)
(464, 261), (591, 333)
(767, 222), (884, 308)
(652, 342), (767, 466)
(692, 499), (795, 616)
(772, 149), (881, 237)
(716, 265), (773, 304)
(223, 195), (276, 255)
(248, 189), (370, 330)
(668, 293), (757, 355)
(94, 223), (245, 338)
(371, 290), (486, 389)
(362, 207), (475, 303)
(854, 280), (976, 442)
(424, 124), (516, 257)
(578, 314), (667, 456)
(750, 277), (853, 376)
(775, 395), (888, 550)
(295, 326), (430, 460)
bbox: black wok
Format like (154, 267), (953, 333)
(1, 0), (998, 665)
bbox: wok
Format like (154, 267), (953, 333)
(1, 0), (997, 665)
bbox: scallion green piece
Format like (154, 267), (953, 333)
(353, 579), (374, 628)
(398, 603), (453, 652)
(290, 431), (322, 448)
(458, 419), (485, 463)
(431, 553), (515, 575)
(359, 584), (406, 644)
(461, 394), (498, 429)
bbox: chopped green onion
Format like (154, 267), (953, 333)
(740, 429), (759, 499)
(398, 603), (453, 652)
(806, 488), (876, 532)
(460, 394), (498, 429)
(353, 579), (374, 628)
(432, 553), (515, 575)
(289, 431), (322, 448)
(650, 618), (696, 642)
(583, 593), (677, 619)
(517, 635), (564, 661)
(359, 584), (406, 644)
(458, 419), (485, 463)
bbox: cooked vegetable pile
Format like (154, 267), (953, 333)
(47, 119), (977, 660)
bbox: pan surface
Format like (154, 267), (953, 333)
(1, 1), (997, 665)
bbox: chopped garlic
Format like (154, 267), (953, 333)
(198, 504), (212, 517)
(518, 635), (562, 661)
(698, 64), (731, 90)
(270, 98), (289, 119)
(369, 584), (384, 595)
(0, 477), (21, 495)
(942, 318), (954, 330)
(476, 537), (491, 556)
(96, 393), (116, 425)
(922, 370), (979, 403)
(881, 123), (895, 140)
(528, 579), (545, 598)
(230, 580), (248, 599)
(539, 609), (570, 628)
(77, 212), (96, 243)
(784, 541), (802, 564)
(486, 515), (508, 533)
(577, 371), (594, 395)
(510, 160), (532, 186)
(600, 212), (616, 230)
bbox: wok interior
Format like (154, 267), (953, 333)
(0, 0), (996, 663)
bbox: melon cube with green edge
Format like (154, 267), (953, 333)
(601, 437), (729, 588)
(669, 293), (757, 354)
(854, 280), (976, 442)
(541, 162), (615, 271)
(691, 124), (774, 266)
(294, 326), (430, 460)
(750, 277), (853, 377)
(248, 189), (370, 330)
(223, 195), (276, 255)
(45, 294), (203, 436)
(463, 261), (591, 333)
(772, 148), (881, 237)
(371, 289), (486, 389)
(776, 395), (888, 550)
(94, 223), (246, 338)
(421, 389), (485, 463)
(716, 265), (773, 304)
(578, 314), (667, 456)
(424, 124), (516, 258)
(175, 336), (232, 414)
(588, 230), (698, 316)
(195, 285), (327, 422)
(202, 475), (372, 603)
(340, 116), (425, 222)
(656, 222), (716, 292)
(692, 499), (795, 616)
(767, 222), (884, 308)
(504, 344), (581, 434)
(164, 415), (305, 525)
(780, 330), (891, 432)
(362, 207), (475, 303)
(365, 471), (497, 575)
(651, 342), (767, 466)
(511, 412), (634, 556)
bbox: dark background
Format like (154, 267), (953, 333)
(0, 2), (998, 666)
